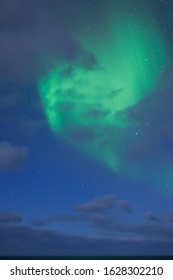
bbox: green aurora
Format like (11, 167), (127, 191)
(39, 11), (167, 171)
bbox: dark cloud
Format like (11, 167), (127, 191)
(126, 67), (173, 163)
(83, 109), (109, 119)
(51, 210), (173, 241)
(116, 200), (132, 213)
(57, 102), (75, 113)
(75, 195), (117, 212)
(132, 224), (173, 241)
(30, 218), (46, 227)
(86, 213), (119, 230)
(116, 64), (173, 188)
(0, 91), (23, 107)
(0, 223), (173, 256)
(0, 0), (100, 85)
(74, 195), (132, 214)
(0, 26), (77, 83)
(165, 209), (173, 222)
(88, 216), (173, 241)
(0, 142), (28, 171)
(51, 214), (82, 222)
(0, 211), (23, 223)
(0, 0), (84, 83)
(67, 126), (96, 144)
(19, 118), (45, 136)
(51, 195), (132, 232)
(51, 206), (173, 241)
(143, 211), (161, 222)
(51, 211), (120, 231)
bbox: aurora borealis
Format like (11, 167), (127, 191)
(1, 0), (173, 256)
(39, 5), (167, 172)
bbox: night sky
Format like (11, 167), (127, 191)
(1, 0), (173, 256)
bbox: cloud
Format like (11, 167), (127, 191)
(165, 209), (173, 222)
(51, 195), (133, 232)
(86, 213), (119, 230)
(50, 194), (132, 234)
(33, 213), (173, 242)
(126, 69), (173, 163)
(0, 223), (173, 256)
(0, 0), (82, 83)
(74, 195), (117, 212)
(143, 212), (161, 222)
(115, 68), (173, 187)
(19, 118), (45, 136)
(30, 218), (46, 227)
(0, 91), (23, 107)
(51, 206), (173, 241)
(67, 126), (96, 144)
(0, 211), (23, 223)
(51, 211), (120, 231)
(51, 214), (82, 222)
(0, 142), (28, 171)
(131, 224), (173, 241)
(116, 200), (132, 213)
(74, 195), (132, 214)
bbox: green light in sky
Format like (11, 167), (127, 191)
(39, 12), (167, 171)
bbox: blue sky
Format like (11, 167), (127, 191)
(0, 0), (173, 256)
